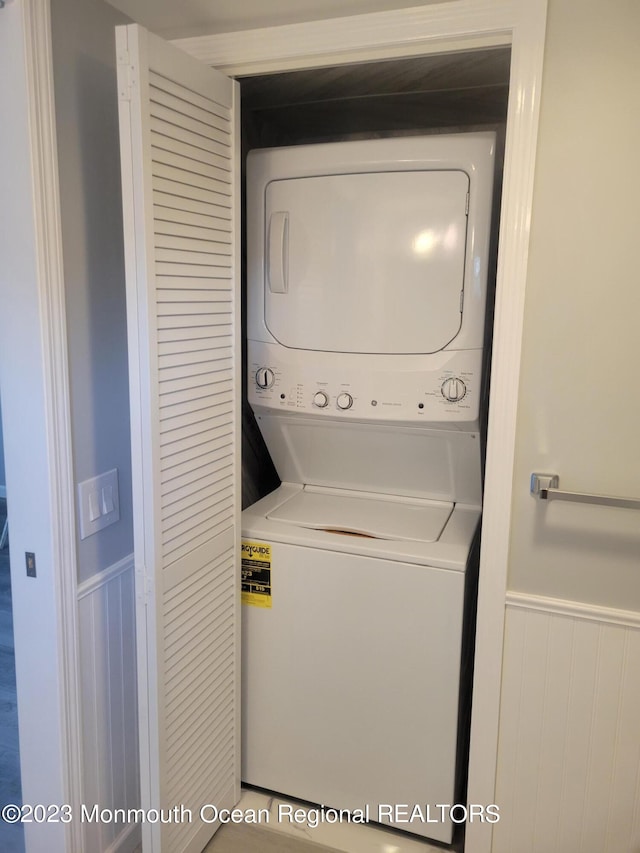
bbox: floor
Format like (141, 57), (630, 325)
(204, 823), (339, 853)
(202, 790), (457, 853)
(205, 820), (452, 853)
(0, 501), (24, 853)
(130, 788), (456, 853)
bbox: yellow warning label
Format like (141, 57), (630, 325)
(241, 540), (272, 608)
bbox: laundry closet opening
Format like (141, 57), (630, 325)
(239, 47), (509, 506)
(237, 45), (510, 846)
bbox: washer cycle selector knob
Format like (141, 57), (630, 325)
(441, 377), (467, 402)
(313, 391), (329, 408)
(255, 367), (275, 389)
(336, 392), (353, 410)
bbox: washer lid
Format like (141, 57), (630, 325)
(266, 485), (453, 543)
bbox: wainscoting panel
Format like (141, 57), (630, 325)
(78, 556), (140, 853)
(493, 594), (640, 853)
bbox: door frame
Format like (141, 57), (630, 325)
(174, 2), (548, 850)
(0, 0), (82, 850)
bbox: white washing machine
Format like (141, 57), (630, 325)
(241, 134), (495, 844)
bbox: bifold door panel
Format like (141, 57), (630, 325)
(117, 23), (240, 853)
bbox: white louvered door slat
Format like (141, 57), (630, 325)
(116, 23), (240, 853)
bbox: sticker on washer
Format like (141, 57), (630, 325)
(241, 540), (272, 608)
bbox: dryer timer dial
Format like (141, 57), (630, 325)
(441, 377), (467, 402)
(255, 367), (275, 389)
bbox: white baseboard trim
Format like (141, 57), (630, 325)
(77, 553), (134, 600)
(506, 590), (640, 629)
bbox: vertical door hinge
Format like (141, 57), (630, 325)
(116, 51), (134, 102)
(465, 191), (470, 215)
(460, 289), (464, 313)
(136, 564), (153, 606)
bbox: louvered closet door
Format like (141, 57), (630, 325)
(116, 24), (240, 853)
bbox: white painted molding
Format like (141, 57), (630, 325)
(494, 601), (640, 851)
(21, 1), (83, 850)
(466, 5), (547, 851)
(173, 4), (549, 852)
(173, 0), (516, 75)
(77, 553), (135, 600)
(78, 555), (139, 852)
(506, 591), (640, 630)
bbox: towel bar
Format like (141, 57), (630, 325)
(530, 473), (640, 511)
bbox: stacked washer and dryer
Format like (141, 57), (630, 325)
(240, 133), (495, 845)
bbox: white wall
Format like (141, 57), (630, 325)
(507, 0), (640, 610)
(49, 3), (143, 849)
(493, 2), (640, 849)
(50, 0), (134, 584)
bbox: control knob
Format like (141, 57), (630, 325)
(255, 367), (275, 389)
(336, 392), (354, 410)
(313, 391), (329, 408)
(441, 377), (467, 402)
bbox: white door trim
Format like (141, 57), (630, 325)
(174, 3), (547, 851)
(172, 0), (518, 74)
(21, 0), (83, 848)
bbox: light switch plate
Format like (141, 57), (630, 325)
(78, 468), (120, 540)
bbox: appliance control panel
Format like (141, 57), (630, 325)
(247, 341), (483, 426)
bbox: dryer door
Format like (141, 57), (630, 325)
(264, 169), (469, 354)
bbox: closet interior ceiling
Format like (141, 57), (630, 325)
(239, 47), (511, 143)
